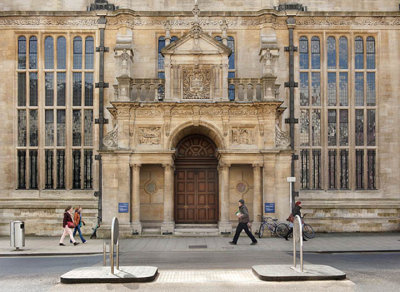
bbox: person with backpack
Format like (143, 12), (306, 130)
(71, 206), (86, 244)
(59, 206), (79, 246)
(229, 199), (258, 245)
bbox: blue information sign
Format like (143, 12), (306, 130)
(118, 203), (129, 213)
(264, 203), (275, 213)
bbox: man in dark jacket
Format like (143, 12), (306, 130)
(229, 199), (258, 245)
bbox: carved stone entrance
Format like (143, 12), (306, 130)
(174, 135), (219, 224)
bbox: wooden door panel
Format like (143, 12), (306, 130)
(175, 168), (218, 223)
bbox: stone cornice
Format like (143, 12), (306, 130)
(1, 11), (400, 28)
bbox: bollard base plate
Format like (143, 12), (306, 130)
(60, 266), (158, 284)
(252, 265), (346, 282)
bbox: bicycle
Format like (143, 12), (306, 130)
(258, 216), (289, 238)
(286, 214), (315, 239)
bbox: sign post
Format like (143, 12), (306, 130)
(286, 177), (296, 210)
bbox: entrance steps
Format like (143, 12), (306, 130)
(174, 224), (219, 236)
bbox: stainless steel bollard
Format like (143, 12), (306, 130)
(116, 242), (119, 270)
(103, 241), (107, 266)
(110, 239), (114, 274)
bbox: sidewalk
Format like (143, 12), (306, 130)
(0, 233), (399, 256)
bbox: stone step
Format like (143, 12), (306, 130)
(174, 228), (219, 236)
(175, 224), (218, 228)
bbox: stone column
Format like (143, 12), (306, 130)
(131, 164), (142, 234)
(263, 155), (276, 216)
(161, 163), (175, 234)
(252, 163), (262, 232)
(218, 162), (232, 234)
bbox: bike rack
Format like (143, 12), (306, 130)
(292, 215), (303, 272)
(102, 217), (120, 275)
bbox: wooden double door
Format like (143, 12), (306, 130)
(175, 167), (219, 224)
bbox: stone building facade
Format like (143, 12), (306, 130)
(0, 0), (399, 236)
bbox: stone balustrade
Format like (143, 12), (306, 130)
(130, 78), (165, 102)
(228, 78), (280, 101)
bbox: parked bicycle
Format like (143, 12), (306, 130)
(258, 216), (289, 238)
(286, 214), (315, 239)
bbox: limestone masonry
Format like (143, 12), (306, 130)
(0, 0), (399, 236)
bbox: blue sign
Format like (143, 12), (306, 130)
(265, 203), (275, 213)
(118, 203), (129, 213)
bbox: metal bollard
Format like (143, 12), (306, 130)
(103, 241), (107, 266)
(116, 242), (119, 270)
(110, 239), (114, 274)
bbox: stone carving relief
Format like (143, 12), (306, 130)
(231, 128), (255, 145)
(275, 124), (290, 148)
(103, 124), (118, 148)
(183, 67), (211, 99)
(138, 127), (161, 145)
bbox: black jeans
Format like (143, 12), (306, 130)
(232, 222), (257, 243)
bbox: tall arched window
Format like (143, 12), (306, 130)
(298, 35), (376, 191)
(157, 36), (178, 79)
(57, 37), (66, 69)
(73, 36), (82, 69)
(44, 36), (54, 69)
(85, 37), (94, 70)
(327, 36), (336, 69)
(29, 36), (37, 70)
(214, 36), (236, 78)
(16, 34), (95, 190)
(18, 36), (26, 69)
(299, 36), (322, 190)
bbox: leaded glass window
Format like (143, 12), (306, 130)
(299, 36), (322, 189)
(298, 35), (376, 191)
(354, 36), (377, 189)
(18, 36), (26, 69)
(44, 36), (54, 69)
(17, 34), (95, 190)
(29, 36), (37, 70)
(73, 36), (82, 69)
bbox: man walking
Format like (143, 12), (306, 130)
(229, 199), (258, 245)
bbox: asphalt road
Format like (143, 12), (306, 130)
(0, 251), (399, 291)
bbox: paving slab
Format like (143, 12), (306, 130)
(60, 266), (158, 284)
(252, 264), (346, 281)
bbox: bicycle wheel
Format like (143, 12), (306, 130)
(258, 224), (265, 238)
(275, 223), (289, 238)
(303, 224), (315, 239)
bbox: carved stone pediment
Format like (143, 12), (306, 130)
(161, 31), (231, 56)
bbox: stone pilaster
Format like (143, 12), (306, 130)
(131, 164), (142, 234)
(218, 161), (232, 234)
(161, 163), (175, 234)
(263, 155), (276, 216)
(252, 163), (262, 232)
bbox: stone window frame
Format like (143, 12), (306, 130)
(156, 33), (180, 79)
(15, 32), (96, 191)
(213, 33), (236, 78)
(296, 32), (378, 192)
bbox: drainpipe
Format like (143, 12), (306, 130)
(94, 13), (109, 225)
(284, 16), (299, 209)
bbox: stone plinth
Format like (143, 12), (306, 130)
(60, 266), (158, 284)
(252, 264), (346, 281)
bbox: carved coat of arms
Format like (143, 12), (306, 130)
(183, 67), (211, 99)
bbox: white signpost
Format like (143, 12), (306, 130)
(287, 176), (296, 210)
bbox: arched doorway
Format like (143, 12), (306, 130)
(174, 135), (219, 224)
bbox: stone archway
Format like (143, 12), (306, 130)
(174, 134), (219, 224)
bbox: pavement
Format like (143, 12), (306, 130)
(0, 232), (399, 256)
